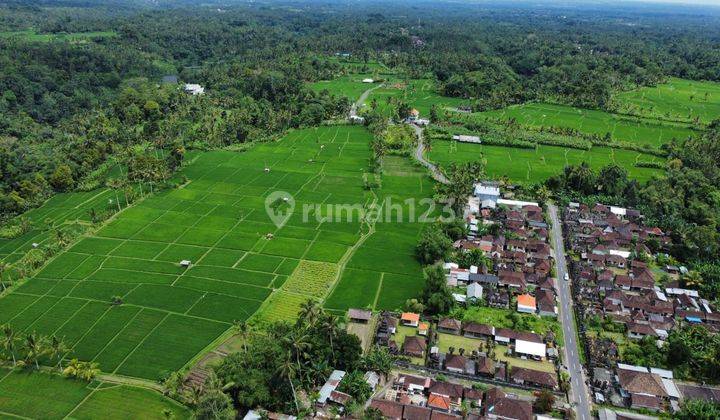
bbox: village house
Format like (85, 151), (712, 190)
(509, 367), (558, 389)
(348, 308), (372, 324)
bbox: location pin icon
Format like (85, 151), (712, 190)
(265, 191), (295, 228)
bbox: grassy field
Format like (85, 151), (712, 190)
(0, 369), (189, 419)
(615, 77), (720, 125)
(309, 74), (378, 102)
(0, 30), (117, 42)
(478, 102), (696, 148)
(428, 140), (664, 183)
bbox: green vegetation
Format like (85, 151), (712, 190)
(362, 79), (468, 118)
(0, 30), (117, 42)
(615, 77), (720, 125)
(0, 368), (189, 419)
(478, 102), (696, 147)
(428, 140), (664, 183)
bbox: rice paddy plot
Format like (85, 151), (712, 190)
(283, 260), (339, 298)
(428, 141), (665, 183)
(615, 77), (720, 125)
(0, 369), (190, 420)
(479, 102), (696, 147)
(0, 125), (395, 380)
(0, 188), (125, 265)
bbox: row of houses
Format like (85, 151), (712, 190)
(564, 203), (719, 414)
(564, 202), (719, 345)
(370, 373), (536, 420)
(373, 311), (559, 391)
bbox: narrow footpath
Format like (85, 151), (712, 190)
(410, 124), (449, 185)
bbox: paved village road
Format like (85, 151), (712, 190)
(410, 124), (450, 185)
(349, 84), (381, 118)
(548, 204), (592, 420)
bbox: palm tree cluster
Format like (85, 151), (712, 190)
(1, 325), (71, 371)
(204, 299), (391, 415)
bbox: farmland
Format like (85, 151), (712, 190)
(0, 369), (189, 419)
(427, 141), (664, 183)
(0, 30), (117, 42)
(615, 77), (720, 124)
(0, 188), (132, 266)
(362, 79), (469, 118)
(478, 102), (696, 148)
(0, 125), (434, 380)
(309, 74), (379, 103)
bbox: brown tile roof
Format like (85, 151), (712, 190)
(437, 318), (461, 331)
(476, 356), (495, 375)
(510, 366), (558, 388)
(348, 308), (372, 321)
(444, 354), (467, 371)
(428, 381), (464, 399)
(462, 321), (493, 336)
(402, 405), (432, 420)
(370, 399), (404, 419)
(429, 412), (461, 420)
(402, 336), (427, 357)
(617, 369), (667, 397)
(631, 393), (662, 410)
(486, 396), (533, 420)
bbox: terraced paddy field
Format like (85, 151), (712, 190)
(0, 125), (431, 380)
(324, 156), (433, 312)
(0, 369), (189, 419)
(428, 141), (664, 183)
(615, 77), (720, 125)
(478, 102), (696, 148)
(0, 189), (129, 266)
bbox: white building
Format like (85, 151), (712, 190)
(515, 339), (546, 359)
(184, 83), (205, 95)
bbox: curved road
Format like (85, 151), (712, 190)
(548, 203), (592, 420)
(410, 124), (449, 185)
(350, 84), (382, 118)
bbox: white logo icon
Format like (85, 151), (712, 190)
(265, 191), (295, 228)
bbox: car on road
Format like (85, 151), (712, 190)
(564, 273), (570, 281)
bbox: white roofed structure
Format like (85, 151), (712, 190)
(514, 339), (546, 358)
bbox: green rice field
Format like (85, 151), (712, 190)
(0, 369), (189, 419)
(428, 141), (664, 183)
(0, 125), (431, 380)
(0, 189), (130, 266)
(615, 77), (720, 125)
(478, 102), (696, 147)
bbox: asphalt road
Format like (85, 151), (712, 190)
(548, 203), (592, 420)
(349, 84), (381, 118)
(410, 124), (450, 185)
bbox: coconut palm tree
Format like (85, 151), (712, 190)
(1, 324), (17, 366)
(48, 335), (69, 371)
(298, 299), (320, 326)
(284, 330), (311, 378)
(24, 332), (45, 369)
(277, 351), (300, 414)
(0, 262), (7, 292)
(322, 313), (340, 360)
(232, 320), (251, 353)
